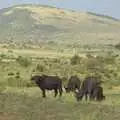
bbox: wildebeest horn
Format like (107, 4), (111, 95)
(31, 73), (33, 77)
(31, 73), (35, 77)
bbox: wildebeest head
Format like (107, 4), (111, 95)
(31, 75), (41, 83)
(64, 84), (74, 93)
(65, 76), (80, 93)
(64, 85), (70, 93)
(74, 90), (83, 101)
(31, 74), (48, 83)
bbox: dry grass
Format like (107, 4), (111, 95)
(0, 48), (87, 58)
(15, 6), (88, 22)
(3, 10), (13, 15)
(0, 87), (120, 120)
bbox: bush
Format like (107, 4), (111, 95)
(70, 54), (81, 65)
(86, 53), (94, 58)
(35, 64), (45, 72)
(85, 57), (101, 71)
(0, 53), (6, 58)
(8, 72), (15, 76)
(115, 43), (120, 50)
(16, 56), (32, 67)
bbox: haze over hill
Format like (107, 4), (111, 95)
(0, 4), (120, 49)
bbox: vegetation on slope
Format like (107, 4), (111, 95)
(0, 4), (120, 50)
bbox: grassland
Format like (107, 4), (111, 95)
(0, 3), (120, 120)
(0, 4), (120, 51)
(0, 46), (119, 120)
(0, 87), (120, 120)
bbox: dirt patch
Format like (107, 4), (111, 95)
(0, 112), (21, 120)
(112, 86), (120, 90)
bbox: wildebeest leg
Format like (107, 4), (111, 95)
(42, 89), (46, 98)
(59, 88), (63, 97)
(90, 95), (93, 101)
(89, 92), (94, 101)
(85, 92), (88, 101)
(92, 92), (96, 101)
(54, 89), (58, 97)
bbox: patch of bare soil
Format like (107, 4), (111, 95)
(0, 112), (21, 120)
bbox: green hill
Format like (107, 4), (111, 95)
(0, 4), (120, 49)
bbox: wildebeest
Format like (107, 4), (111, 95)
(64, 75), (81, 93)
(31, 74), (63, 98)
(74, 76), (103, 101)
(92, 86), (105, 101)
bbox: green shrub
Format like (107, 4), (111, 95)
(115, 43), (120, 50)
(70, 54), (81, 65)
(8, 72), (15, 76)
(35, 64), (45, 72)
(0, 53), (6, 58)
(16, 56), (32, 67)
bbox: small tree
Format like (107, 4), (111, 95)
(35, 64), (45, 72)
(70, 54), (81, 65)
(16, 56), (31, 67)
(115, 43), (120, 50)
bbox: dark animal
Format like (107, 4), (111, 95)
(92, 86), (105, 101)
(74, 76), (103, 101)
(64, 76), (81, 93)
(31, 74), (63, 98)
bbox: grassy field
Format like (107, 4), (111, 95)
(0, 48), (84, 58)
(1, 4), (120, 120)
(0, 4), (120, 51)
(0, 47), (120, 120)
(0, 87), (120, 120)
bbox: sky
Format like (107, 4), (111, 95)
(0, 0), (119, 19)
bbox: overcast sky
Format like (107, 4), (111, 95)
(0, 0), (119, 19)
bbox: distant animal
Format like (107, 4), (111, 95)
(31, 74), (63, 98)
(92, 86), (105, 101)
(64, 75), (81, 93)
(74, 76), (103, 101)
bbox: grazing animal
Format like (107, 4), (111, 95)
(31, 74), (63, 98)
(64, 75), (81, 93)
(74, 76), (103, 101)
(92, 86), (105, 101)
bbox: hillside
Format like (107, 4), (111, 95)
(0, 4), (120, 49)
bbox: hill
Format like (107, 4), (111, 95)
(0, 4), (120, 49)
